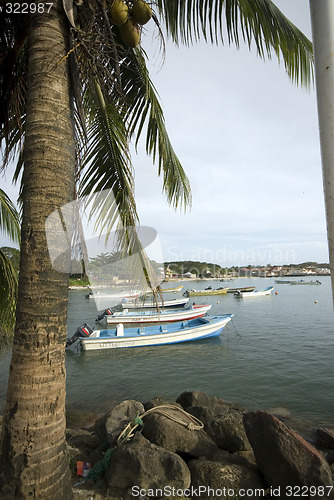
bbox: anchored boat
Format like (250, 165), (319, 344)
(85, 289), (141, 300)
(147, 286), (183, 293)
(121, 297), (190, 309)
(227, 286), (256, 293)
(184, 287), (230, 297)
(97, 304), (212, 325)
(66, 315), (234, 351)
(234, 286), (274, 298)
(290, 280), (321, 285)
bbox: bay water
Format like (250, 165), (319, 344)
(1, 276), (333, 436)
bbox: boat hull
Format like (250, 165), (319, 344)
(106, 304), (212, 325)
(86, 290), (141, 300)
(147, 286), (183, 293)
(290, 281), (321, 285)
(185, 287), (230, 297)
(81, 315), (233, 350)
(121, 297), (189, 309)
(227, 286), (255, 293)
(234, 286), (274, 298)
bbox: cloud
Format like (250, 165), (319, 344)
(133, 1), (328, 265)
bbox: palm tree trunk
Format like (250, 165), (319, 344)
(0, 2), (75, 498)
(309, 0), (334, 301)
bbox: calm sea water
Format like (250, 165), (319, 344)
(1, 277), (333, 435)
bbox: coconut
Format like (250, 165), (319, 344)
(109, 0), (128, 26)
(131, 0), (152, 25)
(121, 19), (141, 47)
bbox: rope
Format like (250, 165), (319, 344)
(226, 318), (242, 338)
(74, 404), (203, 487)
(117, 403), (203, 443)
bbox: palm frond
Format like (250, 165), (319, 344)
(79, 80), (138, 236)
(119, 48), (192, 211)
(0, 188), (20, 243)
(0, 248), (18, 336)
(155, 0), (313, 86)
(0, 12), (29, 169)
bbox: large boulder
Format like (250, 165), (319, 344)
(177, 390), (246, 414)
(105, 433), (191, 495)
(188, 457), (266, 499)
(96, 400), (144, 446)
(66, 428), (101, 452)
(188, 404), (251, 452)
(141, 406), (217, 458)
(143, 396), (182, 410)
(315, 428), (334, 449)
(177, 390), (215, 409)
(243, 410), (334, 498)
(178, 391), (250, 453)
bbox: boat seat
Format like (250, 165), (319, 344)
(138, 327), (146, 335)
(160, 325), (168, 332)
(116, 323), (124, 337)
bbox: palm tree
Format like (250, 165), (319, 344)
(0, 1), (313, 498)
(0, 188), (20, 340)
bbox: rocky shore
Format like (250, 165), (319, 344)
(68, 391), (334, 499)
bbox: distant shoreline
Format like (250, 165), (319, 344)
(69, 274), (330, 289)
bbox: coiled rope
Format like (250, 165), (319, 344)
(117, 403), (203, 443)
(74, 404), (203, 487)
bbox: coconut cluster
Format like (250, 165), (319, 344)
(109, 0), (152, 48)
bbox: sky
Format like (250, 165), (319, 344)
(0, 0), (330, 268)
(133, 0), (329, 267)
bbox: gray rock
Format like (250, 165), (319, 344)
(143, 396), (179, 410)
(327, 450), (334, 464)
(188, 404), (250, 452)
(103, 400), (144, 446)
(66, 428), (100, 451)
(243, 410), (334, 497)
(188, 457), (267, 499)
(141, 408), (218, 458)
(177, 390), (247, 414)
(177, 390), (215, 409)
(315, 428), (334, 449)
(105, 433), (191, 493)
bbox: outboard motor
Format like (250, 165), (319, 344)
(66, 323), (93, 348)
(96, 308), (113, 322)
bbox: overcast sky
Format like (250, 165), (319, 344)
(134, 0), (329, 267)
(0, 0), (329, 267)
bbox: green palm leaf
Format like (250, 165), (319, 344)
(119, 48), (192, 211)
(0, 248), (18, 337)
(155, 0), (313, 86)
(0, 190), (20, 340)
(79, 81), (138, 236)
(0, 188), (20, 243)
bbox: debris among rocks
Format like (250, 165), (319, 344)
(68, 391), (334, 499)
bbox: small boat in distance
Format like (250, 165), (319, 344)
(121, 297), (190, 309)
(85, 289), (141, 300)
(290, 280), (321, 285)
(184, 287), (230, 297)
(234, 286), (274, 298)
(227, 286), (256, 294)
(275, 279), (321, 285)
(97, 304), (212, 325)
(147, 286), (183, 293)
(66, 315), (234, 351)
